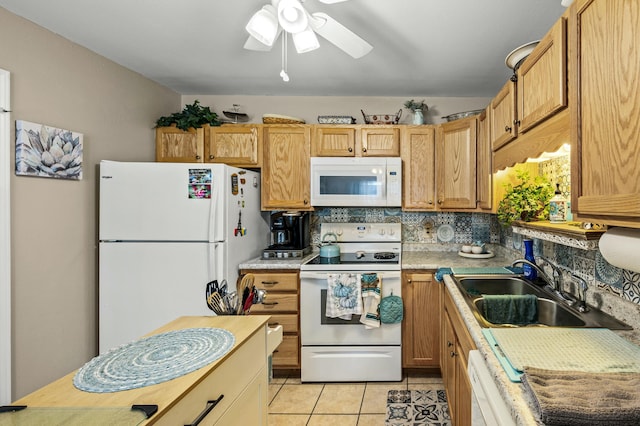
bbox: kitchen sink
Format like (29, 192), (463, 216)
(473, 297), (586, 327)
(452, 275), (632, 329)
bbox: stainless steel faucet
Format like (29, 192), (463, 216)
(511, 258), (574, 303)
(572, 274), (590, 312)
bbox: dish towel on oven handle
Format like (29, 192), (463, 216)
(360, 273), (381, 329)
(326, 273), (362, 320)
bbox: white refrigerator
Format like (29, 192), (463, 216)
(98, 160), (269, 353)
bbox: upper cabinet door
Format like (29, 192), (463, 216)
(312, 127), (356, 156)
(436, 117), (478, 209)
(261, 126), (312, 211)
(205, 125), (260, 167)
(517, 17), (568, 133)
(476, 109), (492, 210)
(155, 126), (204, 162)
(361, 126), (401, 156)
(571, 0), (640, 225)
(489, 80), (517, 151)
(402, 126), (436, 210)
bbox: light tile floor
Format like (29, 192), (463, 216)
(268, 371), (445, 425)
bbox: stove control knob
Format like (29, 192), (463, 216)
(379, 228), (386, 236)
(388, 228), (395, 236)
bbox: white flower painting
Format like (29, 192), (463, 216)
(15, 120), (83, 180)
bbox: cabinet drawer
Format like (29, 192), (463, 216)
(250, 293), (298, 313)
(251, 273), (299, 291)
(264, 314), (299, 334)
(272, 334), (299, 367)
(154, 328), (266, 425)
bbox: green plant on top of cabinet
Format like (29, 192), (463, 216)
(436, 116), (478, 209)
(570, 0), (640, 227)
(261, 125), (312, 211)
(205, 124), (261, 167)
(402, 126), (436, 210)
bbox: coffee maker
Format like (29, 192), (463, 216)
(263, 211), (311, 259)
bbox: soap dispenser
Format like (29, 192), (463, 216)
(549, 183), (567, 223)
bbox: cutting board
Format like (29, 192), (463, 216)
(489, 328), (640, 374)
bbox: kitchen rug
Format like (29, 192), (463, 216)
(74, 328), (235, 393)
(386, 389), (450, 425)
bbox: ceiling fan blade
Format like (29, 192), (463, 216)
(317, 0), (351, 4)
(310, 12), (372, 59)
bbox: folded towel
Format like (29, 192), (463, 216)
(360, 273), (381, 329)
(482, 294), (538, 325)
(521, 367), (640, 426)
(435, 267), (453, 282)
(326, 273), (362, 320)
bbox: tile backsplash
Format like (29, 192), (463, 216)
(310, 208), (640, 313)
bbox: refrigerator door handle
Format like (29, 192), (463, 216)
(208, 242), (224, 283)
(208, 175), (223, 243)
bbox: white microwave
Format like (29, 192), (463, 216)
(310, 157), (402, 207)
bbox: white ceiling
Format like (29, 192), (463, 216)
(0, 0), (568, 97)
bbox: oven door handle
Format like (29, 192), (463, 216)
(300, 271), (401, 280)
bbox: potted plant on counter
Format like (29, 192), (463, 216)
(497, 170), (553, 226)
(404, 99), (428, 124)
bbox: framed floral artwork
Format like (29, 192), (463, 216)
(15, 120), (83, 180)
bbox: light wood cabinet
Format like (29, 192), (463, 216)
(490, 80), (517, 151)
(155, 126), (204, 162)
(241, 270), (301, 369)
(311, 125), (400, 157)
(261, 125), (312, 210)
(204, 124), (261, 167)
(517, 18), (567, 133)
(402, 126), (436, 210)
(476, 108), (492, 210)
(402, 271), (440, 368)
(436, 116), (478, 209)
(361, 126), (400, 156)
(312, 126), (357, 156)
(570, 0), (640, 227)
(442, 287), (476, 426)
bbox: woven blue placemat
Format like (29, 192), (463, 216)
(74, 328), (235, 393)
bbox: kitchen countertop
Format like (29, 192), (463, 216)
(10, 316), (269, 422)
(239, 252), (317, 270)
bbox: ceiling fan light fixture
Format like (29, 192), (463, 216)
(246, 5), (279, 46)
(277, 0), (308, 33)
(292, 26), (320, 53)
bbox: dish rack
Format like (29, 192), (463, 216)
(361, 109), (402, 125)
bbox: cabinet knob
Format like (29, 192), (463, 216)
(428, 200), (433, 205)
(304, 199), (309, 205)
(362, 147), (367, 152)
(407, 279), (412, 284)
(209, 155), (214, 159)
(195, 155), (201, 160)
(348, 147), (353, 152)
(447, 341), (453, 348)
(504, 125), (512, 133)
(450, 351), (457, 358)
(437, 199), (443, 205)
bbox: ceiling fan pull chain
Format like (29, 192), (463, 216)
(280, 33), (290, 82)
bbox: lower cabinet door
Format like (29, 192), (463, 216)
(215, 366), (268, 425)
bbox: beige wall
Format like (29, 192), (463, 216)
(0, 7), (181, 399)
(182, 95), (491, 125)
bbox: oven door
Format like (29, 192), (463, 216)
(299, 270), (402, 345)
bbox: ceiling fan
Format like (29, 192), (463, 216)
(244, 0), (373, 59)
